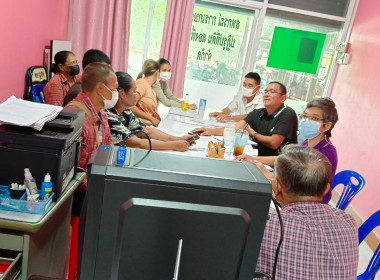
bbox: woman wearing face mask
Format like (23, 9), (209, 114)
(106, 72), (192, 151)
(130, 59), (161, 127)
(153, 58), (197, 110)
(44, 51), (81, 106)
(236, 97), (339, 203)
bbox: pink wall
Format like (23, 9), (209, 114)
(0, 0), (70, 103)
(331, 1), (380, 228)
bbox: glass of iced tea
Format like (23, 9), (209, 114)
(233, 129), (249, 156)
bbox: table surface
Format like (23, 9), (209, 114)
(160, 108), (275, 209)
(158, 107), (258, 160)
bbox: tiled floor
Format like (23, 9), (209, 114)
(358, 241), (380, 279)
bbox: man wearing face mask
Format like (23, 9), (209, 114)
(44, 51), (81, 106)
(153, 58), (198, 109)
(65, 62), (116, 278)
(209, 72), (264, 122)
(67, 62), (115, 191)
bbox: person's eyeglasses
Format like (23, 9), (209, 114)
(264, 89), (280, 96)
(299, 113), (324, 122)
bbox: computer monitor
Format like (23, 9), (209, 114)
(79, 146), (271, 280)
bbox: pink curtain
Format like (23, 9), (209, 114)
(160, 0), (196, 98)
(71, 0), (131, 72)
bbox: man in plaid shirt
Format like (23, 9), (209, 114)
(255, 145), (358, 279)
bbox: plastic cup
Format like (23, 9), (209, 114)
(233, 129), (249, 156)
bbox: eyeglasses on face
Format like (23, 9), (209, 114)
(299, 113), (324, 122)
(264, 89), (280, 96)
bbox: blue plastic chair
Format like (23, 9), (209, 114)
(358, 210), (380, 280)
(331, 170), (365, 210)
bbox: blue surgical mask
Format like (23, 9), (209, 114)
(299, 119), (321, 139)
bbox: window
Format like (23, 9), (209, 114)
(127, 0), (353, 115)
(128, 0), (167, 80)
(183, 1), (256, 110)
(255, 10), (342, 113)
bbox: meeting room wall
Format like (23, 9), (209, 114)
(330, 0), (380, 235)
(0, 0), (70, 103)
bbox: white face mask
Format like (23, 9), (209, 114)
(160, 72), (171, 82)
(241, 85), (258, 97)
(102, 84), (119, 109)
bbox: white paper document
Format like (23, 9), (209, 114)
(0, 96), (62, 130)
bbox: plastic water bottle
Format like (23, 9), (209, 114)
(40, 173), (53, 199)
(24, 168), (38, 195)
(181, 93), (189, 111)
(198, 98), (207, 119)
(223, 122), (235, 153)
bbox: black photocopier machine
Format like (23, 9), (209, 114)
(0, 107), (84, 200)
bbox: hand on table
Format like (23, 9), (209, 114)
(235, 154), (256, 162)
(178, 135), (195, 141)
(171, 140), (190, 152)
(188, 103), (198, 110)
(215, 113), (230, 122)
(209, 112), (220, 118)
(191, 127), (213, 136)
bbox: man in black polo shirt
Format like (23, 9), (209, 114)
(235, 81), (298, 156)
(192, 81), (297, 156)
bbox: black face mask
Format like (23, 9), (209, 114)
(67, 65), (80, 76)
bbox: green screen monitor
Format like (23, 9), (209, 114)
(267, 27), (326, 74)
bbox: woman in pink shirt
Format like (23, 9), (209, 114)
(130, 59), (161, 126)
(44, 51), (81, 106)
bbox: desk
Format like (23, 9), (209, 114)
(159, 108), (275, 209)
(158, 107), (258, 159)
(0, 172), (85, 280)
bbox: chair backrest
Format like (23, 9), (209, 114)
(23, 66), (48, 103)
(357, 210), (380, 280)
(331, 170), (365, 210)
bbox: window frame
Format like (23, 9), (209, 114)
(201, 0), (360, 98)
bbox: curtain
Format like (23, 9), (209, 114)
(160, 0), (196, 98)
(71, 0), (131, 72)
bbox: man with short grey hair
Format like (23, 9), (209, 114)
(255, 145), (358, 279)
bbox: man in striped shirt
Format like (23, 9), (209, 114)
(255, 145), (358, 279)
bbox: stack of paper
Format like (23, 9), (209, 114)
(0, 96), (62, 131)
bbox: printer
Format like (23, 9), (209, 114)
(0, 107), (84, 200)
